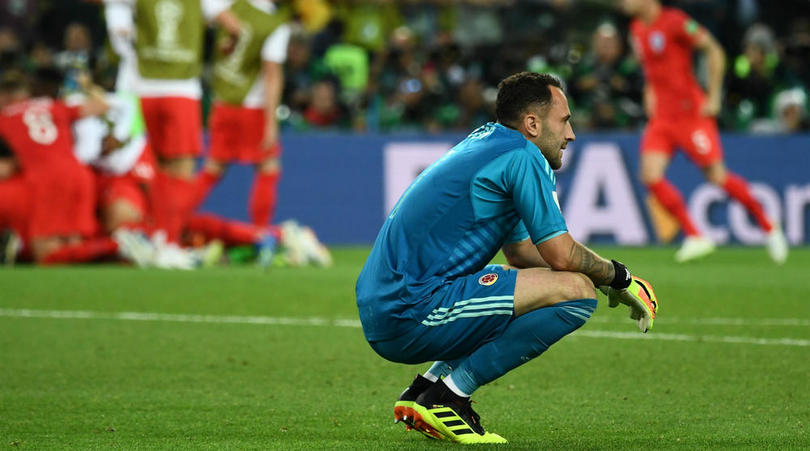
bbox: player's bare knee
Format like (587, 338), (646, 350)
(568, 272), (597, 300)
(554, 272), (596, 301)
(104, 201), (142, 233)
(640, 170), (661, 187)
(159, 157), (195, 179)
(203, 159), (227, 177)
(258, 158), (280, 174)
(703, 164), (727, 185)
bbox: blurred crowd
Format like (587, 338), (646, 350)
(1, 0), (809, 134)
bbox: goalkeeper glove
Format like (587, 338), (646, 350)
(606, 276), (658, 333)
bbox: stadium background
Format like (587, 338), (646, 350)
(2, 1), (810, 449)
(1, 0), (809, 246)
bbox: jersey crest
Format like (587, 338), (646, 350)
(478, 273), (499, 286)
(649, 31), (666, 54)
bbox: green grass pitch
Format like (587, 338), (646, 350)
(1, 247), (809, 449)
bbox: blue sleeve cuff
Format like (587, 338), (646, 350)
(505, 232), (530, 244)
(532, 228), (568, 245)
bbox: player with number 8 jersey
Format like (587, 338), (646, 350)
(0, 97), (97, 242)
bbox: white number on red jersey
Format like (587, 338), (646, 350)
(23, 108), (58, 145)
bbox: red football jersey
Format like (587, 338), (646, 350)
(0, 98), (83, 174)
(630, 7), (706, 119)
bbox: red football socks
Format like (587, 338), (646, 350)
(648, 179), (700, 236)
(41, 237), (119, 264)
(722, 173), (773, 232)
(249, 171), (280, 227)
(193, 170), (221, 210)
(186, 213), (267, 246)
(149, 172), (197, 243)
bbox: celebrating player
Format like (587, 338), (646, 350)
(0, 74), (150, 265)
(194, 0), (291, 228)
(72, 91), (155, 235)
(356, 73), (658, 444)
(622, 0), (788, 263)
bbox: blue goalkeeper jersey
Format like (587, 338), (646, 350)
(356, 122), (568, 341)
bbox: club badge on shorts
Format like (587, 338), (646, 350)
(478, 273), (498, 286)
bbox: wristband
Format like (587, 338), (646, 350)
(609, 259), (632, 290)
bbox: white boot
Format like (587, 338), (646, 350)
(766, 225), (788, 265)
(113, 229), (156, 268)
(675, 236), (716, 263)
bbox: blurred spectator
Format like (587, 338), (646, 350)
(400, 0), (453, 48)
(28, 41), (54, 70)
(1, 0), (807, 135)
(54, 22), (94, 94)
(449, 77), (492, 130)
(293, 0), (333, 33)
(569, 23), (643, 129)
(333, 0), (402, 54)
(0, 0), (38, 45)
(451, 0), (505, 49)
(0, 27), (24, 73)
(378, 76), (443, 132)
(751, 88), (810, 133)
(782, 18), (810, 90)
(322, 40), (369, 105)
(283, 29), (320, 113)
(774, 88), (810, 132)
(371, 26), (421, 100)
(725, 24), (796, 130)
(302, 78), (351, 129)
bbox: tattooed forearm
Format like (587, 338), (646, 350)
(566, 240), (614, 286)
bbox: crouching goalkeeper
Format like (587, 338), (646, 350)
(355, 72), (658, 444)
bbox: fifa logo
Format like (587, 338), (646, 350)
(156, 0), (183, 48)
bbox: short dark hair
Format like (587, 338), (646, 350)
(0, 70), (28, 95)
(0, 136), (12, 158)
(495, 72), (562, 127)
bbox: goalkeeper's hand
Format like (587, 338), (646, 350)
(601, 276), (659, 333)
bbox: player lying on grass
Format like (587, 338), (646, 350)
(356, 72), (658, 444)
(183, 214), (332, 268)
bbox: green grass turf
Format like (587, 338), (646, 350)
(1, 247), (809, 449)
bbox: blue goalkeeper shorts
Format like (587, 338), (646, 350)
(369, 264), (518, 364)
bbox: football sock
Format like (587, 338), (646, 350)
(249, 171), (280, 226)
(722, 173), (773, 232)
(150, 172), (196, 243)
(648, 179), (700, 236)
(443, 374), (471, 398)
(41, 237), (119, 264)
(193, 170), (221, 210)
(186, 214), (267, 246)
(425, 359), (464, 382)
(447, 298), (597, 396)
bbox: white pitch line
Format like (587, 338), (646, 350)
(1, 308), (809, 347)
(574, 330), (810, 347)
(0, 308), (363, 328)
(588, 316), (810, 327)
